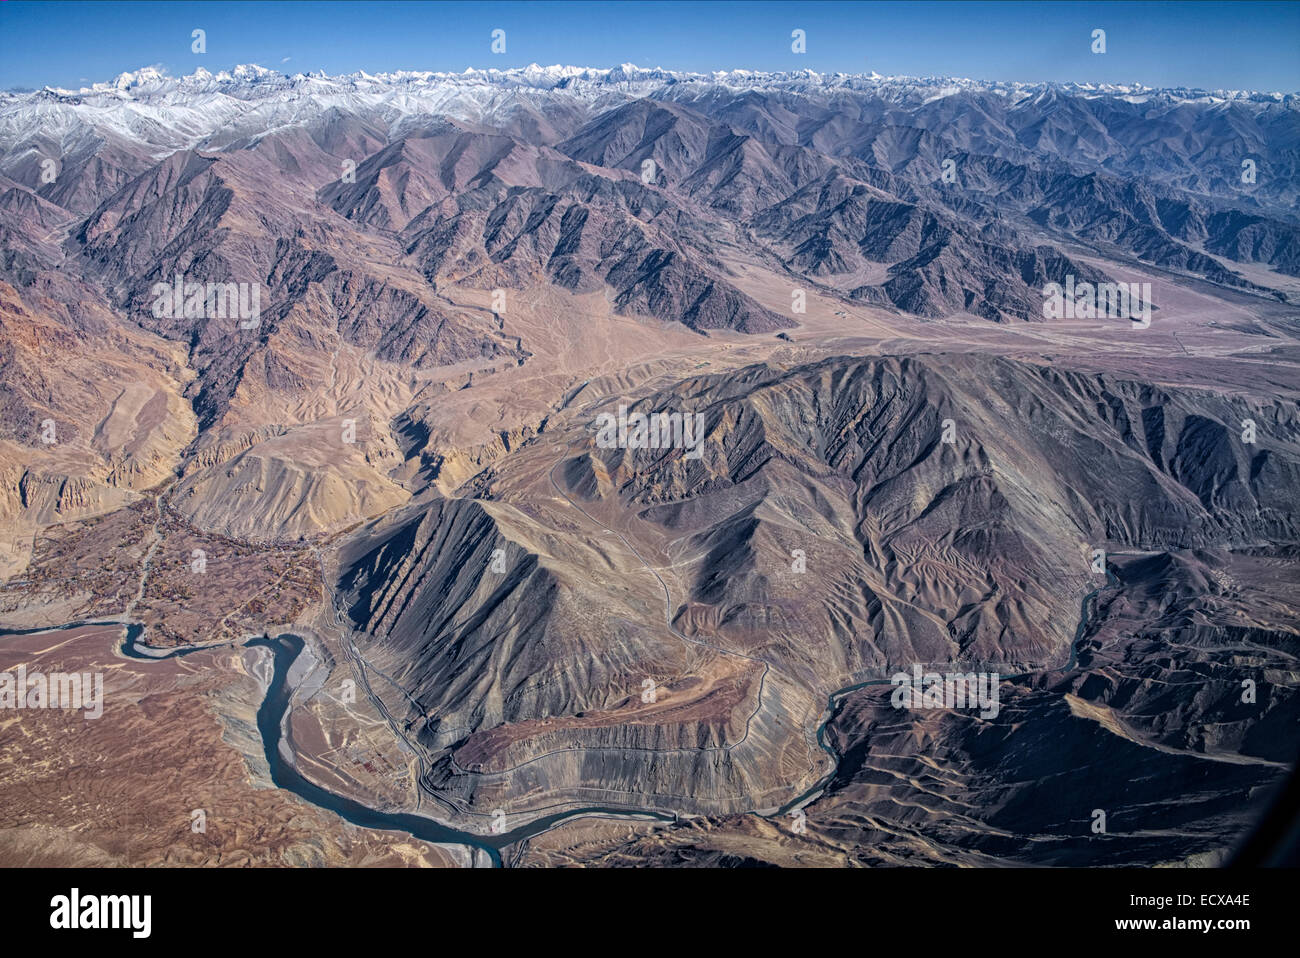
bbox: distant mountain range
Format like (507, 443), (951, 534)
(2, 65), (1295, 332)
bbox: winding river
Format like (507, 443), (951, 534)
(241, 633), (681, 866)
(3, 565), (1116, 867)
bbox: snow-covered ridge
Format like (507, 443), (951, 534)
(14, 62), (1296, 104)
(0, 61), (1291, 164)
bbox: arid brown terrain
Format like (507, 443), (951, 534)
(0, 63), (1297, 867)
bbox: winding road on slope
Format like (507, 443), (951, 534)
(542, 436), (1124, 821)
(541, 442), (775, 754)
(124, 480), (175, 620)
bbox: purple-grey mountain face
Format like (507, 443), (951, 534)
(0, 64), (1297, 868)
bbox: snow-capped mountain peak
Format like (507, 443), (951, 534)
(0, 62), (1292, 167)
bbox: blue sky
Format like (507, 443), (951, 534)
(2, 1), (1297, 92)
